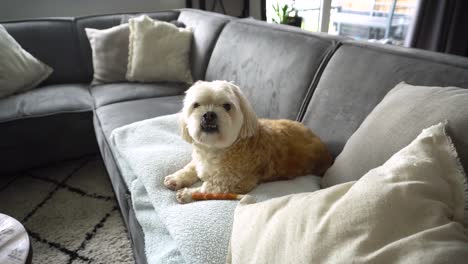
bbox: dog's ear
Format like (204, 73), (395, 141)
(230, 83), (258, 138)
(179, 115), (193, 143)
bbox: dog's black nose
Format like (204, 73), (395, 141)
(202, 111), (217, 122)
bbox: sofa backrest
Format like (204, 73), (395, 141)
(205, 19), (342, 120)
(2, 19), (88, 85)
(74, 11), (181, 83)
(1, 9), (232, 87)
(177, 9), (232, 81)
(301, 40), (468, 157)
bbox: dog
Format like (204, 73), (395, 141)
(164, 80), (333, 203)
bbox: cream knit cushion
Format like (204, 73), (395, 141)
(0, 25), (53, 98)
(126, 15), (193, 83)
(228, 123), (468, 264)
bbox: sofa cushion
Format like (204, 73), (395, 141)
(75, 11), (181, 82)
(323, 82), (468, 188)
(0, 112), (97, 175)
(0, 84), (93, 123)
(2, 19), (87, 85)
(302, 40), (468, 157)
(90, 82), (188, 107)
(95, 95), (183, 140)
(205, 19), (341, 119)
(0, 83), (96, 174)
(177, 9), (232, 81)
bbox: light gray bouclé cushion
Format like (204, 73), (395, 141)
(322, 82), (468, 187)
(85, 24), (130, 84)
(0, 24), (53, 98)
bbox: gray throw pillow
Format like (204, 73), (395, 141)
(85, 24), (130, 85)
(0, 24), (53, 98)
(322, 82), (468, 187)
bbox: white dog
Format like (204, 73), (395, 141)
(164, 80), (332, 203)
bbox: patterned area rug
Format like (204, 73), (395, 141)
(0, 156), (135, 264)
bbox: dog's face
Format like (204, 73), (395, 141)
(180, 80), (257, 148)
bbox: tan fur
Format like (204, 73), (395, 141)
(164, 81), (333, 203)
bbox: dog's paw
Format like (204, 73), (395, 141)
(176, 188), (193, 204)
(164, 175), (185, 191)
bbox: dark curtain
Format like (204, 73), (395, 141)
(407, 0), (468, 57)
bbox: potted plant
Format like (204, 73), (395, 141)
(272, 1), (303, 28)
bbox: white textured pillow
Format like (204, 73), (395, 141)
(228, 123), (468, 264)
(126, 15), (193, 84)
(0, 24), (53, 98)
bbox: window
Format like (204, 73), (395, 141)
(266, 0), (419, 46)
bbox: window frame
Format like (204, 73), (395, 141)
(319, 0), (332, 32)
(261, 0), (332, 31)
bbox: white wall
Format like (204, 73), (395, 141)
(0, 0), (262, 21)
(0, 0), (185, 20)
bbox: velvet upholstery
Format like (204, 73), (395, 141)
(322, 83), (468, 187)
(2, 9), (468, 264)
(177, 9), (232, 81)
(90, 82), (188, 107)
(0, 112), (97, 174)
(2, 19), (87, 85)
(302, 40), (468, 158)
(95, 95), (183, 140)
(205, 19), (342, 119)
(0, 84), (93, 122)
(0, 84), (96, 174)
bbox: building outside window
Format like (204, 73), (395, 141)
(266, 0), (419, 46)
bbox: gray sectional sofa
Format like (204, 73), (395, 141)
(2, 8), (468, 264)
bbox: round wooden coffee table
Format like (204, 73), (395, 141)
(0, 214), (32, 264)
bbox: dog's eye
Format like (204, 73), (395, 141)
(223, 103), (231, 111)
(193, 103), (200, 108)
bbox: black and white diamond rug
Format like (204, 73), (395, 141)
(0, 156), (134, 264)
